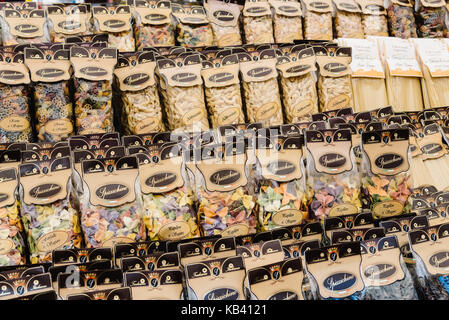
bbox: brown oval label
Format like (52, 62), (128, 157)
(318, 153), (347, 168)
(158, 221), (191, 240)
(324, 63), (347, 73)
(373, 200), (404, 218)
(221, 223), (249, 237)
(429, 252), (449, 269)
(328, 94), (350, 110)
(36, 68), (65, 79)
(286, 64), (310, 74)
(15, 24), (39, 34)
(217, 107), (240, 125)
(266, 160), (296, 176)
(208, 72), (234, 84)
(80, 67), (107, 77)
(102, 236), (134, 248)
(0, 116), (30, 132)
(95, 184), (129, 200)
(145, 13), (167, 22)
(171, 72), (197, 83)
(0, 239), (15, 255)
(247, 67), (272, 78)
(339, 3), (359, 10)
(182, 108), (206, 126)
(246, 6), (268, 14)
(103, 19), (126, 29)
(213, 10), (235, 21)
(421, 143), (443, 155)
(123, 73), (150, 86)
(0, 70), (25, 81)
(366, 4), (383, 12)
(29, 183), (62, 199)
(145, 172), (177, 188)
(328, 203), (358, 217)
(210, 169), (241, 186)
(310, 2), (330, 9)
(256, 102), (280, 121)
(0, 193), (8, 203)
(36, 230), (69, 252)
(57, 20), (82, 31)
(279, 5), (299, 13)
(45, 118), (73, 136)
(374, 153), (403, 169)
(135, 117), (161, 134)
(293, 99), (314, 117)
(272, 209), (303, 226)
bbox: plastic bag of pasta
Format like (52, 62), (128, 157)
(386, 0), (417, 38)
(204, 0), (242, 46)
(360, 128), (412, 219)
(79, 155), (146, 248)
(172, 3), (215, 47)
(314, 45), (353, 112)
(301, 0), (333, 40)
(156, 53), (209, 131)
(92, 5), (135, 52)
(114, 51), (165, 135)
(333, 0), (364, 38)
(201, 52), (244, 128)
(268, 0), (303, 43)
(242, 0), (274, 44)
(24, 45), (74, 142)
(415, 0), (449, 38)
(276, 44), (318, 123)
(239, 48), (284, 126)
(305, 128), (362, 221)
(0, 2), (49, 46)
(357, 0), (388, 36)
(19, 156), (82, 263)
(46, 4), (91, 43)
(70, 44), (118, 135)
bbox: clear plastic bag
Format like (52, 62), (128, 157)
(386, 1), (418, 38)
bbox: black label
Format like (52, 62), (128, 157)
(0, 193), (8, 202)
(204, 288), (239, 300)
(286, 65), (310, 73)
(323, 273), (357, 291)
(246, 7), (267, 13)
(310, 1), (330, 9)
(208, 72), (234, 83)
(103, 19), (126, 28)
(421, 143), (443, 155)
(210, 169), (241, 185)
(29, 183), (62, 199)
(364, 264), (396, 280)
(171, 72), (197, 82)
(15, 24), (39, 34)
(145, 172), (177, 188)
(145, 14), (167, 21)
(57, 21), (82, 30)
(318, 153), (346, 168)
(247, 67), (272, 78)
(95, 184), (129, 200)
(279, 5), (298, 13)
(429, 252), (449, 268)
(366, 4), (383, 12)
(0, 70), (25, 80)
(339, 3), (358, 10)
(36, 68), (65, 78)
(374, 154), (403, 169)
(123, 73), (150, 86)
(213, 10), (234, 21)
(80, 67), (107, 77)
(266, 160), (296, 175)
(268, 291), (298, 300)
(323, 63), (347, 73)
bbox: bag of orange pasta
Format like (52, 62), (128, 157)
(46, 4), (92, 43)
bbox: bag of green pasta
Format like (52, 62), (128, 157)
(46, 4), (92, 43)
(242, 0), (274, 44)
(204, 0), (242, 47)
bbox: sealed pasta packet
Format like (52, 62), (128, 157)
(120, 251), (179, 271)
(313, 45), (354, 112)
(79, 155), (146, 248)
(204, 0), (242, 46)
(386, 0), (417, 38)
(66, 287), (132, 300)
(24, 44), (74, 142)
(276, 45), (318, 123)
(332, 0), (364, 38)
(171, 3), (215, 47)
(132, 0), (175, 50)
(156, 53), (209, 131)
(92, 5), (135, 52)
(305, 128), (362, 220)
(268, 0), (303, 43)
(19, 156), (82, 263)
(200, 51), (244, 128)
(0, 2), (48, 46)
(305, 242), (365, 300)
(301, 0), (333, 40)
(70, 44), (118, 135)
(179, 237), (236, 268)
(357, 0), (388, 36)
(46, 4), (91, 43)
(242, 0), (274, 44)
(238, 48), (284, 126)
(253, 135), (308, 231)
(114, 51), (165, 135)
(125, 269), (183, 300)
(0, 50), (32, 143)
(0, 273), (54, 300)
(271, 222), (324, 245)
(415, 0), (449, 38)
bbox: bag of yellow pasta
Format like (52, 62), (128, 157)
(46, 4), (91, 43)
(204, 0), (243, 46)
(301, 0), (333, 40)
(242, 0), (274, 44)
(269, 0), (303, 43)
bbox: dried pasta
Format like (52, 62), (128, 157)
(280, 74), (318, 122)
(205, 85), (245, 128)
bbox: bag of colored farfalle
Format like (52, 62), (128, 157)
(46, 4), (92, 43)
(0, 2), (49, 46)
(305, 128), (362, 221)
(332, 0), (364, 38)
(79, 155), (146, 248)
(195, 142), (257, 237)
(24, 44), (74, 142)
(360, 128), (412, 219)
(200, 51), (244, 128)
(276, 44), (318, 123)
(313, 45), (354, 112)
(131, 0), (175, 50)
(238, 48), (284, 126)
(204, 0), (242, 46)
(301, 0), (333, 40)
(253, 134), (308, 231)
(92, 5), (135, 52)
(268, 0), (303, 43)
(114, 51), (165, 135)
(128, 143), (200, 241)
(18, 156), (82, 263)
(356, 0), (388, 36)
(156, 53), (209, 131)
(242, 0), (274, 44)
(415, 0), (449, 38)
(171, 3), (215, 47)
(385, 0), (417, 38)
(0, 50), (32, 143)
(70, 43), (118, 135)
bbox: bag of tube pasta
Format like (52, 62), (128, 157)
(241, 0), (273, 45)
(114, 51), (165, 135)
(70, 43), (118, 135)
(124, 269), (183, 300)
(415, 0), (449, 38)
(305, 128), (362, 221)
(46, 4), (91, 43)
(204, 0), (242, 47)
(238, 48), (284, 126)
(200, 51), (244, 128)
(0, 2), (48, 46)
(131, 0), (174, 50)
(268, 0), (303, 43)
(332, 0), (364, 38)
(356, 0), (388, 36)
(79, 155), (146, 248)
(171, 3), (215, 47)
(313, 45), (354, 112)
(301, 0), (333, 40)
(305, 242), (366, 300)
(0, 49), (32, 143)
(127, 143), (199, 241)
(156, 53), (209, 131)
(276, 44), (318, 123)
(92, 5), (135, 53)
(65, 33), (109, 45)
(385, 0), (417, 38)
(18, 156), (82, 263)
